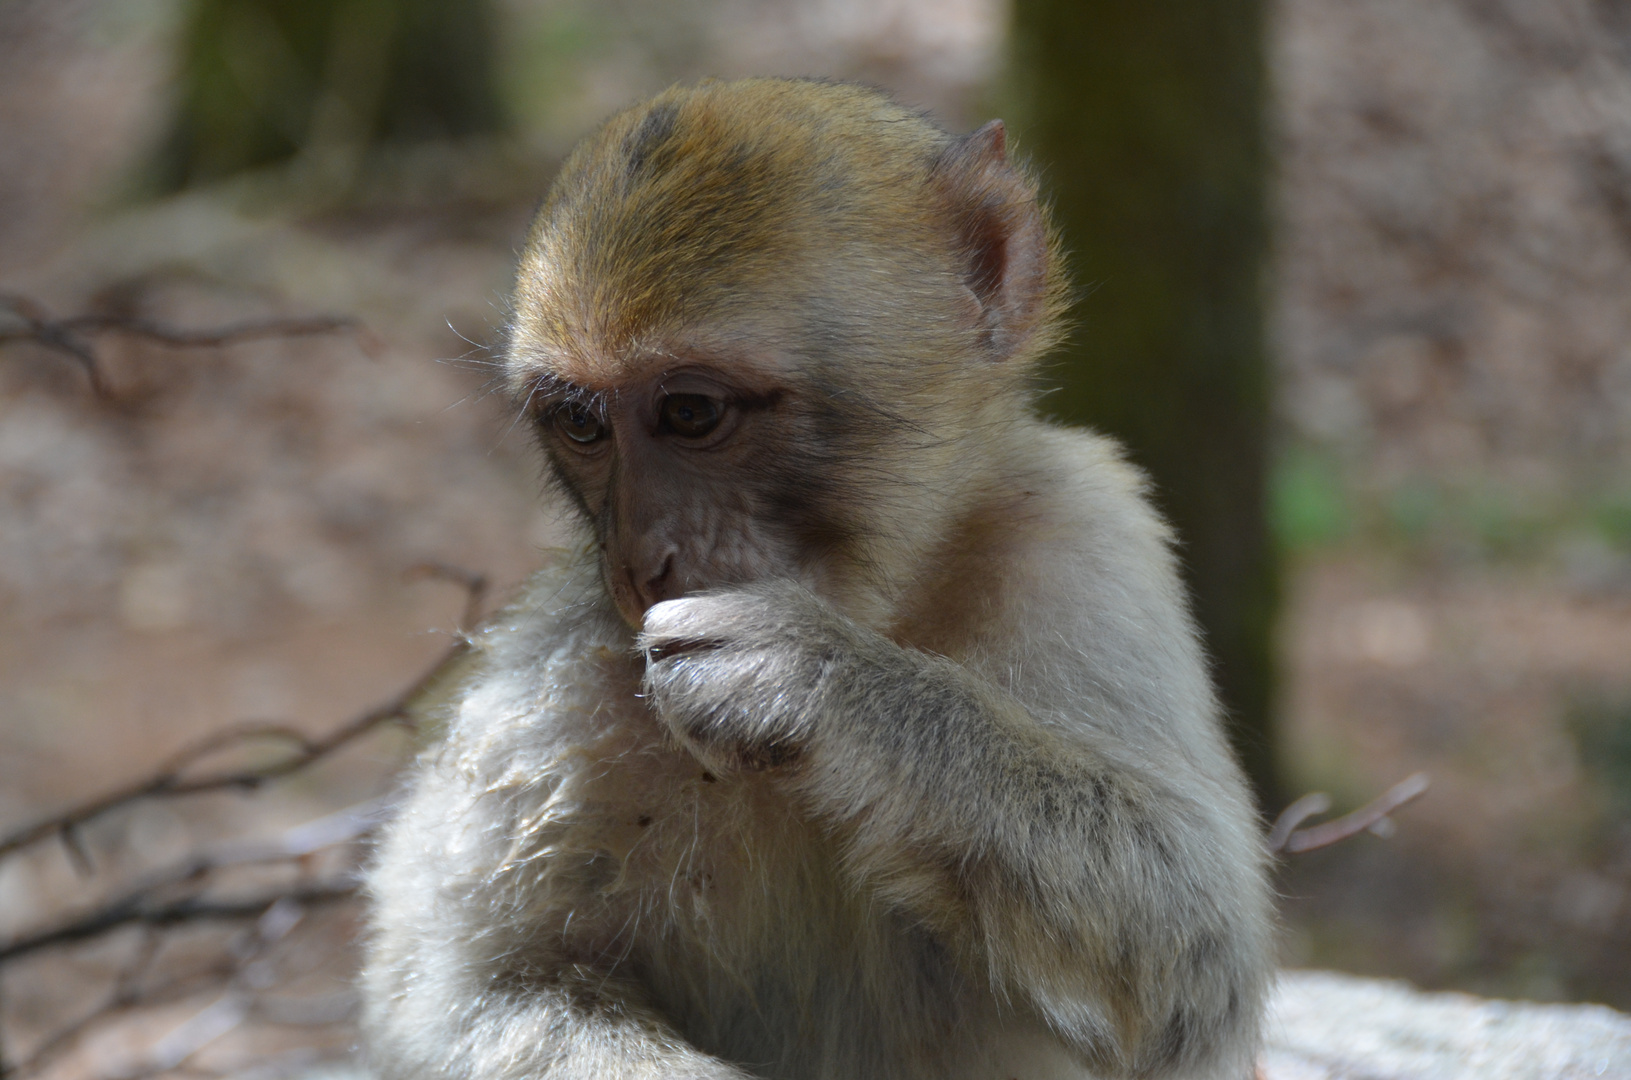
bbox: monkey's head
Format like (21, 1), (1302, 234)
(507, 78), (1066, 630)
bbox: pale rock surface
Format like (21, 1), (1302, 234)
(283, 971), (1631, 1080)
(1265, 970), (1631, 1080)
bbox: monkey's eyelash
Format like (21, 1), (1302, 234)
(527, 377), (613, 425)
(522, 371), (601, 409)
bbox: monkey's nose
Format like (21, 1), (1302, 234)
(631, 553), (677, 610)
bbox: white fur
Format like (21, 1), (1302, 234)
(362, 426), (1272, 1080)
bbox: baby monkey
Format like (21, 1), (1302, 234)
(363, 79), (1274, 1080)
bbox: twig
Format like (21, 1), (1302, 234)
(8, 936), (279, 1080)
(0, 304), (487, 1074)
(0, 294), (370, 397)
(1264, 792), (1332, 853)
(0, 713), (390, 867)
(404, 562), (489, 635)
(0, 569), (484, 866)
(0, 567), (484, 1078)
(0, 799), (386, 967)
(8, 896), (315, 1080)
(9, 928), (164, 1080)
(139, 900), (310, 1075)
(1268, 772), (1431, 855)
(0, 882), (355, 965)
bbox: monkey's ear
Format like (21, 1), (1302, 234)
(932, 120), (1052, 361)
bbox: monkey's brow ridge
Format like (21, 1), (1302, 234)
(526, 372), (611, 411)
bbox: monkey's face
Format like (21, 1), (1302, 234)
(528, 350), (802, 629)
(505, 78), (1060, 630)
(525, 339), (885, 630)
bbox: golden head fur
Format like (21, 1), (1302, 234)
(509, 78), (1067, 397)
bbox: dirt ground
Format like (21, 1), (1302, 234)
(1277, 554), (1631, 1005)
(1269, 0), (1631, 1011)
(2, 0), (1629, 1076)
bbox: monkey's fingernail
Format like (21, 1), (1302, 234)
(644, 636), (727, 662)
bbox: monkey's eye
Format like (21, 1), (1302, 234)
(659, 394), (722, 439)
(553, 403), (606, 445)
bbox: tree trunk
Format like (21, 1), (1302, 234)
(152, 0), (503, 192)
(1006, 1), (1282, 811)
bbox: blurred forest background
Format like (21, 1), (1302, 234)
(2, 0), (1630, 1077)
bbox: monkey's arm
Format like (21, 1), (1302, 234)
(363, 761), (755, 1080)
(640, 581), (1272, 1078)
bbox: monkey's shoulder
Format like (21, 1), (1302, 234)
(959, 423), (1189, 631)
(944, 423), (1219, 746)
(1019, 423), (1173, 553)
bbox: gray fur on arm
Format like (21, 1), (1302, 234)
(639, 579), (1272, 1078)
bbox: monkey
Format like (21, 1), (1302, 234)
(361, 78), (1275, 1080)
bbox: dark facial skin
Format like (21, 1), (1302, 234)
(536, 361), (800, 629)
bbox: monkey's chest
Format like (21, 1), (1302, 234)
(561, 762), (973, 1078)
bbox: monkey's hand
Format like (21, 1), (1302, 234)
(639, 580), (849, 773)
(644, 577), (1271, 1078)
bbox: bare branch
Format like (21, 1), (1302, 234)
(9, 939), (266, 1080)
(0, 562), (485, 866)
(1265, 792), (1333, 853)
(7, 899), (326, 1080)
(0, 294), (488, 1080)
(0, 713), (389, 866)
(1269, 772), (1432, 855)
(0, 294), (369, 398)
(0, 294), (108, 393)
(0, 565), (488, 1077)
(0, 797), (383, 962)
(0, 883), (355, 966)
(6, 931), (160, 1079)
(404, 562), (490, 635)
(1, 797), (386, 969)
(139, 900), (311, 1075)
(59, 313), (359, 349)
